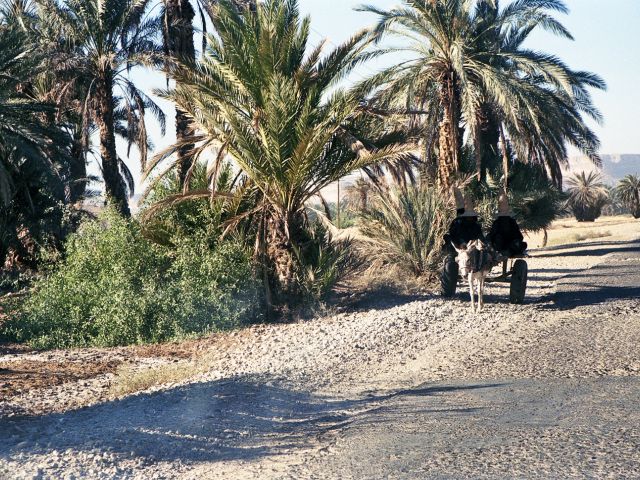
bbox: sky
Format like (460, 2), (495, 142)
(110, 0), (640, 193)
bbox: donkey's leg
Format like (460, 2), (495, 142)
(478, 275), (485, 311)
(468, 273), (476, 312)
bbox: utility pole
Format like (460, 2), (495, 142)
(336, 179), (341, 228)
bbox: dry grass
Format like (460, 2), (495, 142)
(109, 360), (205, 397)
(348, 263), (433, 295)
(547, 229), (612, 246)
(526, 215), (640, 248)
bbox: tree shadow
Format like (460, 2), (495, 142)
(330, 287), (434, 313)
(549, 255), (640, 309)
(551, 284), (640, 310)
(0, 377), (498, 466)
(533, 240), (639, 258)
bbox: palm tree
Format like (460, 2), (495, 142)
(0, 24), (79, 267)
(163, 0), (196, 189)
(0, 25), (66, 204)
(616, 174), (640, 219)
(2, 0), (92, 203)
(359, 181), (450, 276)
(470, 0), (605, 187)
(566, 171), (609, 222)
(162, 0), (255, 189)
(146, 0), (411, 304)
(344, 177), (374, 212)
(360, 0), (604, 189)
(35, 0), (166, 217)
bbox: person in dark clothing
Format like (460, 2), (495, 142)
(488, 194), (527, 257)
(443, 190), (486, 255)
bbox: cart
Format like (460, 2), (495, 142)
(440, 253), (528, 304)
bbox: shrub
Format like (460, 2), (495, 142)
(566, 171), (609, 222)
(293, 222), (358, 301)
(615, 174), (640, 219)
(5, 210), (260, 349)
(161, 236), (260, 335)
(359, 183), (450, 276)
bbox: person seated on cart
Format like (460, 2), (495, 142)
(443, 189), (486, 256)
(488, 194), (527, 257)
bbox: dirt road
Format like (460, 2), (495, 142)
(286, 248), (640, 479)
(1, 237), (639, 479)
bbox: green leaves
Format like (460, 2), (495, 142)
(566, 171), (609, 222)
(615, 175), (640, 218)
(360, 182), (451, 276)
(12, 210), (259, 348)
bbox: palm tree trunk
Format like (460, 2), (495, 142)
(165, 0), (196, 188)
(499, 124), (509, 194)
(438, 71), (460, 189)
(69, 137), (87, 203)
(474, 129), (482, 182)
(267, 217), (297, 304)
(477, 106), (500, 184)
(95, 73), (130, 217)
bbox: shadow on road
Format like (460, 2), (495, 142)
(532, 239), (639, 258)
(0, 378), (497, 466)
(552, 284), (640, 310)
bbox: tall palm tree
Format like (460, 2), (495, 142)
(616, 174), (640, 219)
(360, 0), (604, 189)
(0, 24), (67, 204)
(163, 0), (196, 189)
(566, 171), (609, 222)
(35, 0), (166, 217)
(162, 0), (255, 189)
(0, 24), (78, 267)
(146, 0), (411, 303)
(476, 0), (605, 188)
(2, 0), (92, 203)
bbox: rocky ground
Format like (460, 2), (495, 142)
(1, 217), (639, 479)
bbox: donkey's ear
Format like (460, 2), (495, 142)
(451, 241), (462, 253)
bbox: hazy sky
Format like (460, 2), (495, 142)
(114, 0), (640, 191)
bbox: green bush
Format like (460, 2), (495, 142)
(160, 236), (260, 335)
(5, 210), (260, 349)
(293, 222), (358, 301)
(359, 183), (451, 276)
(566, 171), (609, 222)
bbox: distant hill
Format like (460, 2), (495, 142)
(565, 154), (640, 185)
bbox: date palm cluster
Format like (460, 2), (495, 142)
(0, 0), (606, 303)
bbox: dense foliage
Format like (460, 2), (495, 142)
(0, 24), (82, 275)
(0, 0), (609, 341)
(146, 0), (411, 308)
(3, 211), (259, 348)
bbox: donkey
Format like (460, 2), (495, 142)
(452, 239), (496, 312)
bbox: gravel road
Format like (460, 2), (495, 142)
(286, 248), (640, 479)
(1, 237), (639, 479)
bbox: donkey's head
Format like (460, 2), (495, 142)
(452, 242), (473, 276)
(452, 240), (488, 276)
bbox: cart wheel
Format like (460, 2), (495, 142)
(509, 259), (528, 304)
(440, 257), (459, 297)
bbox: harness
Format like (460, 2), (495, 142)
(460, 241), (497, 274)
